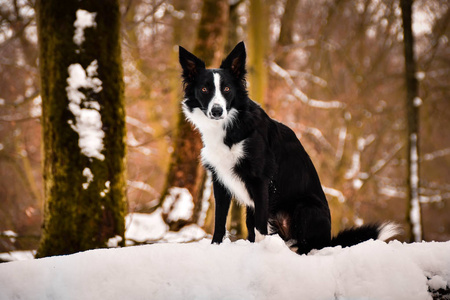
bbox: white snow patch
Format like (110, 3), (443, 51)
(0, 239), (449, 299)
(353, 178), (363, 190)
(125, 209), (169, 243)
(354, 217), (364, 226)
(163, 224), (206, 243)
(82, 167), (94, 189)
(412, 7), (432, 36)
(30, 95), (42, 118)
(66, 60), (104, 160)
(428, 275), (448, 291)
(414, 97), (423, 107)
(1, 230), (17, 243)
(410, 133), (422, 242)
(0, 251), (35, 262)
(162, 187), (194, 222)
(100, 181), (110, 197)
(106, 235), (122, 248)
(416, 71), (426, 80)
(2, 230), (17, 237)
(125, 209), (206, 244)
(73, 9), (97, 46)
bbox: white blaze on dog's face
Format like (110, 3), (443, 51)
(206, 73), (228, 120)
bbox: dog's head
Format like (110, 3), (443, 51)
(179, 42), (247, 121)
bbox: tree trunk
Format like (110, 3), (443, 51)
(401, 0), (423, 242)
(226, 0), (247, 240)
(36, 0), (126, 257)
(160, 0), (229, 231)
(248, 0), (269, 106)
(275, 0), (300, 67)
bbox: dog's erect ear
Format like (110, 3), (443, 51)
(179, 46), (206, 81)
(220, 41), (246, 79)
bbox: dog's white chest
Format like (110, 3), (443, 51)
(202, 139), (253, 208)
(184, 106), (254, 208)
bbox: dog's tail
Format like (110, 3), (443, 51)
(330, 222), (401, 248)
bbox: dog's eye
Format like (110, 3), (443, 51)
(223, 86), (230, 93)
(201, 87), (208, 93)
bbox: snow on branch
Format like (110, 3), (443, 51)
(126, 116), (154, 135)
(371, 143), (404, 175)
(269, 62), (345, 109)
(380, 184), (450, 204)
(297, 123), (334, 152)
(127, 180), (160, 197)
(423, 147), (450, 161)
(323, 186), (346, 203)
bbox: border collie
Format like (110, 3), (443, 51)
(179, 42), (399, 254)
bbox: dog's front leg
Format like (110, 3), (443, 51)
(211, 177), (231, 244)
(246, 207), (255, 242)
(249, 181), (269, 241)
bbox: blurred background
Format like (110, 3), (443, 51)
(0, 0), (449, 252)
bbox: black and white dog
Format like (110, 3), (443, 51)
(179, 42), (398, 254)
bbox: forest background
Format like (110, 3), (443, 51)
(0, 0), (449, 253)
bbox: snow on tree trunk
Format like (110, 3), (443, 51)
(409, 133), (422, 241)
(401, 0), (423, 242)
(36, 0), (126, 257)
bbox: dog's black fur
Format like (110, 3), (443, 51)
(179, 42), (397, 254)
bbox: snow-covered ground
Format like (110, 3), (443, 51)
(0, 235), (449, 300)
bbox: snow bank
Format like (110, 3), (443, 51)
(0, 237), (449, 300)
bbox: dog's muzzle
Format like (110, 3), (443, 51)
(209, 104), (224, 120)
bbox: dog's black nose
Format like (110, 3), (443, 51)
(211, 105), (223, 118)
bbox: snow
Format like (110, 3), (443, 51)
(125, 209), (169, 243)
(0, 250), (35, 262)
(73, 9), (97, 46)
(409, 133), (422, 242)
(66, 60), (105, 161)
(423, 147), (450, 162)
(0, 238), (449, 299)
(162, 187), (194, 222)
(125, 209), (206, 244)
(126, 180), (160, 197)
(30, 95), (42, 118)
(82, 167), (94, 189)
(414, 97), (423, 107)
(322, 186), (346, 203)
